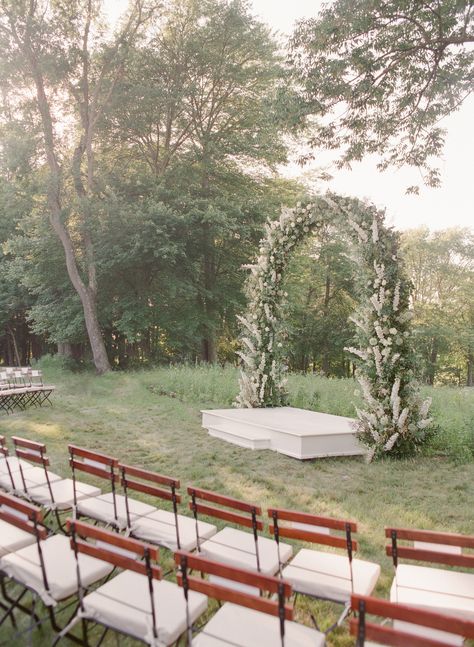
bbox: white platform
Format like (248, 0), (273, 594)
(201, 407), (366, 460)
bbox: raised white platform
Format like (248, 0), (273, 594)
(201, 407), (366, 460)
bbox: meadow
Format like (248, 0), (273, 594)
(0, 361), (473, 646)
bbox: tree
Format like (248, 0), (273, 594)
(401, 227), (474, 385)
(99, 0), (289, 362)
(0, 0), (153, 372)
(290, 1), (474, 189)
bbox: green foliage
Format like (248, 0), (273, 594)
(236, 196), (433, 459)
(290, 0), (474, 188)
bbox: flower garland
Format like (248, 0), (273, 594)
(235, 194), (433, 460)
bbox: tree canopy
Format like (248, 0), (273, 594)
(290, 0), (474, 189)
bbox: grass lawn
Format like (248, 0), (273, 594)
(0, 362), (473, 646)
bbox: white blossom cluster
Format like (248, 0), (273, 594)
(236, 196), (432, 460)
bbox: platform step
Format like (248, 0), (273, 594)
(207, 423), (271, 450)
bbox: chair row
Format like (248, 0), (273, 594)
(0, 367), (54, 414)
(1, 491), (474, 646)
(1, 436), (473, 642)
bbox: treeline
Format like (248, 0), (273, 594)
(0, 0), (473, 386)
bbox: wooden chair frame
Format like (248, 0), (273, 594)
(51, 519), (162, 647)
(120, 463), (183, 548)
(69, 445), (120, 527)
(351, 594), (474, 646)
(0, 492), (52, 637)
(188, 486), (264, 569)
(385, 526), (474, 570)
(268, 507), (359, 632)
(175, 550), (293, 647)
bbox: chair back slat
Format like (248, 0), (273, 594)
(68, 519), (161, 579)
(269, 524), (354, 550)
(188, 487), (262, 515)
(268, 507), (358, 552)
(386, 527), (474, 569)
(122, 478), (179, 503)
(69, 458), (119, 482)
(268, 508), (357, 532)
(0, 492), (47, 538)
(187, 486), (263, 530)
(68, 445), (119, 482)
(120, 464), (179, 489)
(120, 464), (181, 503)
(0, 435), (8, 457)
(68, 445), (118, 466)
(190, 501), (263, 531)
(175, 550), (292, 620)
(15, 448), (49, 467)
(351, 594), (474, 646)
(385, 527), (474, 549)
(386, 545), (474, 569)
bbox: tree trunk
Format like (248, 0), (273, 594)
(23, 37), (111, 374)
(427, 338), (438, 385)
(321, 270), (331, 375)
(57, 342), (73, 358)
(467, 350), (474, 386)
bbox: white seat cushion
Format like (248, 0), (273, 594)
(0, 466), (63, 493)
(390, 564), (474, 619)
(199, 527), (292, 575)
(282, 548), (380, 603)
(132, 509), (217, 551)
(77, 492), (155, 529)
(0, 533), (113, 605)
(0, 519), (36, 556)
(80, 570), (207, 645)
(27, 478), (101, 510)
(0, 457), (34, 476)
(193, 602), (325, 647)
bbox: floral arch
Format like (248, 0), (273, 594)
(236, 195), (432, 460)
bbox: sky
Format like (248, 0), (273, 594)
(105, 0), (473, 232)
(250, 0), (474, 232)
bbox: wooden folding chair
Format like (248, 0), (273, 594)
(0, 435), (34, 490)
(0, 491), (41, 629)
(0, 436), (63, 496)
(175, 550), (326, 646)
(70, 445), (155, 530)
(386, 527), (474, 620)
(53, 519), (208, 646)
(188, 487), (293, 578)
(8, 439), (102, 528)
(0, 492), (113, 641)
(350, 594), (474, 646)
(121, 464), (217, 551)
(268, 508), (380, 632)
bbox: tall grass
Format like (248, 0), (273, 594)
(130, 363), (474, 461)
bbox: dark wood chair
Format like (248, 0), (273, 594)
(268, 507), (380, 632)
(386, 527), (474, 621)
(187, 487), (293, 578)
(351, 594), (474, 646)
(175, 549), (326, 646)
(121, 464), (216, 551)
(55, 519), (208, 646)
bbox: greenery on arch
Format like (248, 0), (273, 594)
(236, 195), (433, 460)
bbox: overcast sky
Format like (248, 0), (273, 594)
(106, 0), (474, 232)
